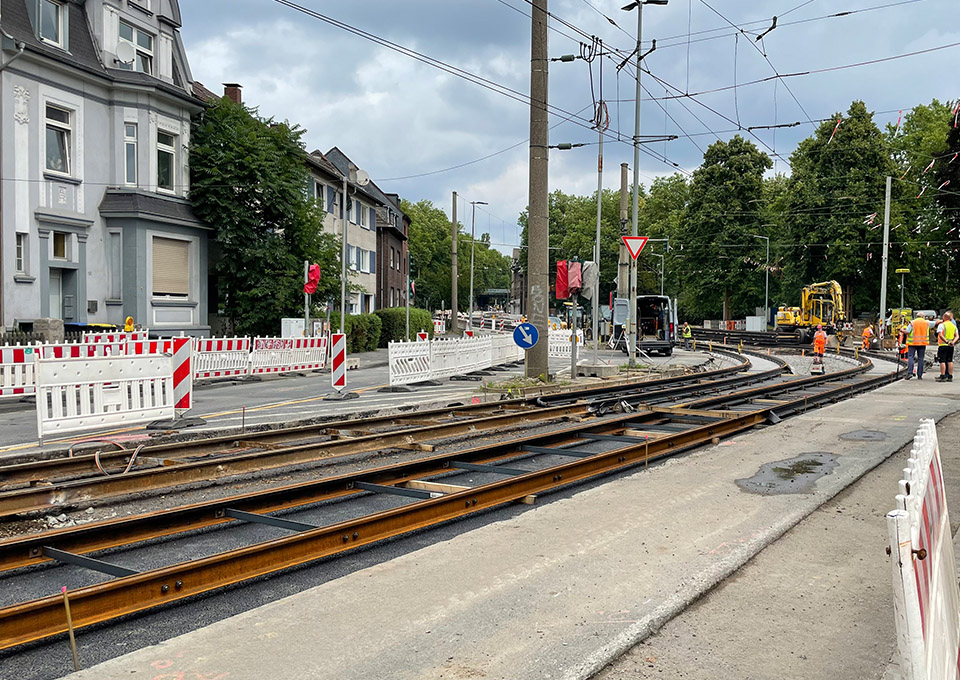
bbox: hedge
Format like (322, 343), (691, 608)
(328, 312), (382, 353)
(375, 307), (433, 346)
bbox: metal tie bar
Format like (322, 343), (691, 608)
(42, 546), (138, 578)
(449, 461), (529, 475)
(579, 433), (653, 443)
(523, 445), (594, 458)
(353, 482), (436, 499)
(224, 508), (318, 532)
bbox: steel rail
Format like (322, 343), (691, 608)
(0, 352), (752, 486)
(0, 410), (767, 650)
(0, 365), (900, 650)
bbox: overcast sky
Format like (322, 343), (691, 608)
(179, 0), (959, 253)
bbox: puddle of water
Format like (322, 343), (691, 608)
(736, 452), (839, 496)
(839, 429), (887, 442)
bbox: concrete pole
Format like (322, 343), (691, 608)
(879, 176), (892, 339)
(628, 2), (644, 368)
(764, 237), (769, 327)
(618, 162), (629, 299)
(340, 176), (349, 333)
(469, 202), (477, 331)
(593, 125), (603, 363)
(525, 0), (550, 380)
(405, 259), (411, 340)
(450, 191), (459, 334)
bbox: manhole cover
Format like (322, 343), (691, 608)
(736, 452), (839, 496)
(839, 430), (887, 442)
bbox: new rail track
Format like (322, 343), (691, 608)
(0, 349), (897, 651)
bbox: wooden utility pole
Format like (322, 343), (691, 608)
(450, 191), (459, 334)
(525, 0), (550, 380)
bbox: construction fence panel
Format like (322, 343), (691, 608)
(194, 337), (251, 381)
(35, 353), (174, 443)
(433, 319), (447, 335)
(387, 340), (433, 385)
(429, 338), (463, 381)
(288, 336), (328, 371)
(0, 346), (40, 399)
(548, 330), (584, 359)
(490, 334), (521, 366)
(457, 336), (492, 374)
(886, 419), (960, 680)
(82, 330), (148, 346)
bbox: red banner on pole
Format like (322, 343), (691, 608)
(556, 260), (569, 299)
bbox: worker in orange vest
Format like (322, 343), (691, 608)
(813, 324), (827, 360)
(905, 311), (930, 380)
(861, 325), (874, 351)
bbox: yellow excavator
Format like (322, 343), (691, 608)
(776, 280), (845, 344)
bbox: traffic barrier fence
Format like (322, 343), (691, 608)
(250, 337), (328, 376)
(887, 419), (960, 679)
(547, 330), (584, 358)
(194, 337), (251, 380)
(388, 333), (523, 386)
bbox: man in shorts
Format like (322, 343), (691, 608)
(935, 311), (957, 382)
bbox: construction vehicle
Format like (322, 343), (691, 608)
(775, 280), (845, 344)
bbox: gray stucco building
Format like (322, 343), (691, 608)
(0, 0), (209, 334)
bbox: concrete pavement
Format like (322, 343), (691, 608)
(56, 368), (959, 679)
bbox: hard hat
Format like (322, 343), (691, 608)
(817, 324), (823, 329)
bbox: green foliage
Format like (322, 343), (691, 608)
(375, 307), (433, 345)
(329, 312), (381, 353)
(190, 97), (341, 337)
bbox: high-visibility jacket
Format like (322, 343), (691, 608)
(813, 330), (827, 350)
(682, 325), (692, 339)
(861, 327), (873, 338)
(937, 320), (957, 346)
(907, 318), (930, 346)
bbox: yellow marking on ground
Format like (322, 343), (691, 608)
(199, 384), (390, 419)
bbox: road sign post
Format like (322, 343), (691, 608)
(622, 236), (649, 364)
(513, 322), (540, 350)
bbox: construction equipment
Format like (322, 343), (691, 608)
(775, 281), (845, 344)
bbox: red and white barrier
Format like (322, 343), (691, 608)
(194, 337), (251, 380)
(331, 333), (346, 390)
(0, 346), (39, 398)
(82, 330), (147, 345)
(126, 339), (173, 356)
(887, 419), (960, 679)
(250, 336), (328, 376)
(417, 332), (428, 341)
(171, 337), (192, 413)
(433, 319), (446, 335)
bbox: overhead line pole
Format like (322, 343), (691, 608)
(451, 192), (459, 335)
(879, 175), (892, 338)
(628, 2), (644, 369)
(525, 0), (550, 380)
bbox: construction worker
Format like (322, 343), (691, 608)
(897, 321), (909, 363)
(861, 324), (874, 351)
(935, 311), (957, 382)
(681, 322), (693, 350)
(904, 310), (930, 380)
(813, 324), (827, 360)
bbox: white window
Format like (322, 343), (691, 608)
(314, 181), (325, 211)
(124, 123), (138, 186)
(152, 236), (189, 298)
(347, 245), (357, 271)
(15, 234), (27, 275)
(45, 104), (71, 175)
(356, 200), (370, 228)
(118, 20), (154, 74)
(107, 231), (122, 300)
(39, 0), (64, 48)
(157, 131), (176, 192)
(52, 231), (70, 260)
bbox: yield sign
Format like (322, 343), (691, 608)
(622, 236), (649, 260)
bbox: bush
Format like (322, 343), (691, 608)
(329, 312), (382, 353)
(375, 307), (433, 346)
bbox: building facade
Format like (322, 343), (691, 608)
(374, 192), (407, 310)
(0, 0), (209, 334)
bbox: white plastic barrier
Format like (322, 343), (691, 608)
(887, 419), (960, 679)
(430, 337), (466, 381)
(0, 346), (40, 398)
(82, 330), (147, 348)
(433, 319), (447, 335)
(35, 353), (175, 443)
(250, 336), (328, 376)
(387, 340), (433, 385)
(194, 337), (251, 381)
(548, 330), (584, 358)
(388, 334), (518, 386)
(491, 333), (523, 366)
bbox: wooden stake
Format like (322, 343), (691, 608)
(62, 587), (79, 671)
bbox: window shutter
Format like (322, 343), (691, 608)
(152, 237), (189, 296)
(369, 207), (376, 230)
(370, 250), (376, 273)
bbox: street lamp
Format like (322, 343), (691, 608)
(896, 268), (910, 311)
(751, 234), (770, 328)
(623, 0), (669, 367)
(468, 200), (488, 331)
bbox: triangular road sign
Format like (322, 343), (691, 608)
(622, 236), (649, 261)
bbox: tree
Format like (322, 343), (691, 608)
(190, 97), (340, 336)
(679, 136), (772, 319)
(782, 101), (896, 314)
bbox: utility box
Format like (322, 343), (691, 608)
(281, 318), (306, 337)
(745, 316), (766, 332)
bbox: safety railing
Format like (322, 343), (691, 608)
(547, 330), (584, 358)
(388, 333), (524, 386)
(249, 336), (328, 376)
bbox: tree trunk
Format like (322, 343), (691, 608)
(723, 289), (731, 321)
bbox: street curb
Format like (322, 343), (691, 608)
(562, 413), (943, 680)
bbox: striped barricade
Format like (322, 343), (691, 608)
(194, 337), (251, 381)
(330, 333), (346, 390)
(82, 330), (147, 350)
(250, 337), (328, 376)
(387, 340), (433, 385)
(433, 319), (446, 335)
(126, 339), (174, 356)
(35, 353), (175, 443)
(887, 419), (960, 679)
(0, 346), (40, 399)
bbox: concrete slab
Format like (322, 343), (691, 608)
(64, 376), (960, 680)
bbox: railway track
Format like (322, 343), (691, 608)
(0, 350), (897, 651)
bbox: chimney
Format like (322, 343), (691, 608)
(223, 83), (242, 104)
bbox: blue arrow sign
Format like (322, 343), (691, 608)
(513, 322), (539, 350)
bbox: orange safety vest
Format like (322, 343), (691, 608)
(907, 318), (930, 346)
(813, 330), (827, 350)
(861, 327), (872, 338)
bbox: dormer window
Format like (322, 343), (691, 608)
(39, 0), (64, 48)
(118, 20), (154, 75)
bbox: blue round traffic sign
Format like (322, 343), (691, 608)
(513, 322), (539, 349)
